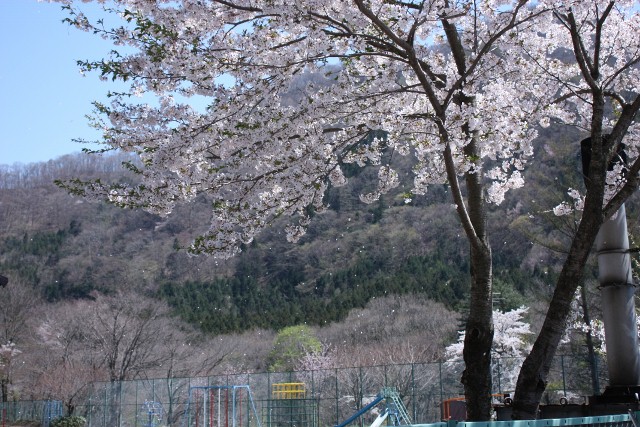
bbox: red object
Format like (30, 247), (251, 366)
(225, 389), (229, 427)
(210, 390), (214, 427)
(195, 390), (201, 427)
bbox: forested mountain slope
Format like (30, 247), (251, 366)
(0, 125), (626, 335)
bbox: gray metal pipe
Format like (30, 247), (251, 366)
(596, 204), (640, 386)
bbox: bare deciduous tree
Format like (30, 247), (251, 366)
(0, 280), (39, 402)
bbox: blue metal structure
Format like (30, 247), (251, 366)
(139, 401), (164, 427)
(335, 395), (385, 427)
(334, 388), (412, 427)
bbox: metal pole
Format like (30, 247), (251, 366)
(134, 381), (138, 427)
(232, 387), (237, 427)
(561, 355), (567, 397)
(439, 362), (444, 422)
(581, 138), (640, 389)
(335, 369), (339, 426)
(580, 284), (601, 395)
(87, 392), (92, 427)
(359, 367), (363, 427)
(119, 380), (124, 427)
(411, 363), (416, 422)
(218, 388), (222, 427)
(103, 384), (107, 427)
(597, 204), (640, 386)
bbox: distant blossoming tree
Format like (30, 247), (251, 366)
(0, 342), (21, 402)
(446, 307), (532, 393)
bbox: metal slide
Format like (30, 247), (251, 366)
(370, 411), (389, 427)
(334, 395), (385, 427)
(385, 388), (412, 425)
(334, 388), (411, 427)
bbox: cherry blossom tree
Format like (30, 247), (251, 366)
(0, 280), (39, 402)
(509, 1), (640, 418)
(52, 0), (550, 419)
(445, 307), (532, 394)
(0, 342), (21, 402)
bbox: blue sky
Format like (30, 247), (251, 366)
(0, 1), (115, 166)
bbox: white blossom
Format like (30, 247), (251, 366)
(0, 342), (21, 369)
(553, 188), (585, 216)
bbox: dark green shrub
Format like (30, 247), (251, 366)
(51, 415), (86, 427)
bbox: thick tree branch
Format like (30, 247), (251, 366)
(603, 94), (640, 218)
(593, 2), (615, 80)
(352, 0), (412, 51)
(442, 140), (484, 249)
(565, 11), (599, 90)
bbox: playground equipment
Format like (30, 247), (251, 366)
(334, 387), (411, 427)
(183, 385), (262, 427)
(139, 401), (164, 427)
(266, 383), (317, 427)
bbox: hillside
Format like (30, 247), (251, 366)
(0, 139), (563, 335)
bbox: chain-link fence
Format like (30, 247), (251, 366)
(56, 353), (605, 427)
(0, 399), (62, 427)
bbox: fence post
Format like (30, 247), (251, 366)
(103, 383), (107, 427)
(87, 390), (91, 427)
(134, 379), (138, 427)
(561, 355), (567, 397)
(120, 380), (124, 427)
(335, 368), (339, 427)
(439, 361), (444, 422)
(359, 366), (363, 427)
(384, 365), (388, 388)
(411, 363), (416, 423)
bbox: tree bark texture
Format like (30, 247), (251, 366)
(460, 135), (494, 421)
(463, 241), (494, 421)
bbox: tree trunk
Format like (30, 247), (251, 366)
(512, 199), (602, 418)
(512, 68), (611, 418)
(1, 378), (7, 403)
(463, 241), (494, 420)
(460, 133), (494, 421)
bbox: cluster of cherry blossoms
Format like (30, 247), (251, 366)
(0, 342), (20, 369)
(49, 0), (640, 257)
